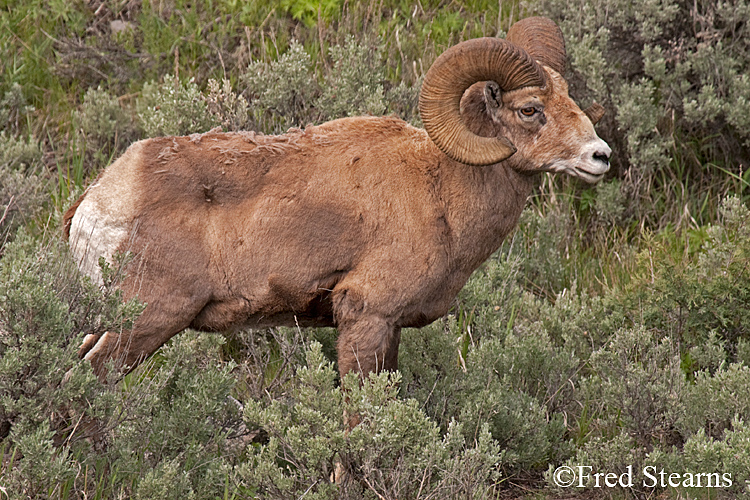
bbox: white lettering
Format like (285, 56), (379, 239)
(682, 473), (695, 488)
(577, 466), (592, 488)
(604, 472), (618, 487)
(668, 472), (681, 488)
(722, 473), (733, 487)
(620, 465), (634, 487)
(568, 465), (732, 490)
(643, 466), (657, 488)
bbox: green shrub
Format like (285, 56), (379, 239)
(0, 131), (42, 179)
(134, 458), (197, 500)
(317, 36), (387, 121)
(239, 342), (344, 499)
(627, 196), (750, 352)
(75, 86), (136, 161)
(138, 75), (218, 137)
(670, 419), (750, 499)
(243, 37), (421, 134)
(510, 207), (578, 298)
(539, 0), (750, 222)
(0, 133), (45, 251)
(526, 286), (618, 360)
(239, 342), (505, 499)
(0, 229), (141, 497)
(5, 421), (77, 499)
(398, 321), (467, 430)
(205, 78), (251, 132)
(680, 363), (750, 439)
(580, 326), (686, 452)
(100, 332), (242, 500)
(0, 83), (34, 135)
(401, 265), (580, 473)
(550, 327), (686, 498)
(342, 370), (503, 500)
(644, 417), (750, 500)
(455, 250), (524, 341)
(458, 327), (576, 471)
(594, 179), (627, 228)
(535, 197), (750, 497)
(244, 40), (320, 133)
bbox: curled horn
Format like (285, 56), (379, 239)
(419, 37), (546, 166)
(508, 17), (606, 126)
(506, 16), (566, 75)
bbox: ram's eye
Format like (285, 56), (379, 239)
(520, 107), (537, 117)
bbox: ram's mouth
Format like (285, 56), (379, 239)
(573, 165), (607, 184)
(546, 159), (609, 183)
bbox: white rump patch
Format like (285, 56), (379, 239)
(68, 142), (143, 285)
(69, 203), (130, 285)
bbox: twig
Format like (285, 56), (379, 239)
(416, 463), (430, 499)
(298, 479), (319, 499)
(318, 5), (329, 72)
(361, 474), (387, 500)
(0, 196), (15, 228)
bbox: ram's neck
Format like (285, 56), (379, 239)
(439, 157), (536, 273)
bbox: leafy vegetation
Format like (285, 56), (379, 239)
(2, 0), (750, 498)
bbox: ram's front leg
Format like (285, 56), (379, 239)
(332, 282), (402, 379)
(333, 302), (402, 486)
(336, 315), (402, 378)
(333, 286), (402, 437)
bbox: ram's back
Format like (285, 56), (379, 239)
(64, 117), (447, 323)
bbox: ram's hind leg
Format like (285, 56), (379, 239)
(80, 290), (210, 380)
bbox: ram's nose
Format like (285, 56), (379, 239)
(593, 150), (610, 167)
(575, 140), (611, 182)
(588, 140), (611, 169)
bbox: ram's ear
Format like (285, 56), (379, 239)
(459, 82), (506, 141)
(484, 81), (503, 111)
(584, 102), (605, 125)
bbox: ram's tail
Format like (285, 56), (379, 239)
(63, 192), (87, 241)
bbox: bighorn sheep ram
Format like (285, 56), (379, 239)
(64, 17), (610, 380)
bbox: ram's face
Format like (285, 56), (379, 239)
(490, 69), (611, 183)
(420, 17), (612, 179)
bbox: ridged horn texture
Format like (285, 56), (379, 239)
(506, 16), (566, 75)
(583, 102), (605, 124)
(419, 37), (546, 166)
